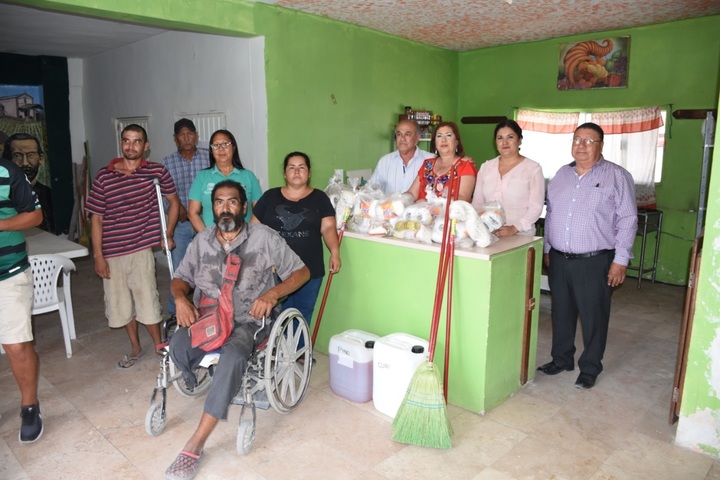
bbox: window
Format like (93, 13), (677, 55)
(517, 107), (665, 208)
(176, 112), (226, 148)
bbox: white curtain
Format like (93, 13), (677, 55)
(516, 109), (579, 180)
(588, 108), (663, 208)
(517, 107), (664, 208)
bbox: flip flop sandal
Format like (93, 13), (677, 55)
(115, 351), (145, 369)
(164, 450), (204, 480)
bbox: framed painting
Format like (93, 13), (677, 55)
(557, 36), (630, 90)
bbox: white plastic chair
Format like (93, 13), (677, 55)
(29, 254), (77, 358)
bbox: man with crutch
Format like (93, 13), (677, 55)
(86, 124), (181, 369)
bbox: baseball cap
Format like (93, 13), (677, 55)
(174, 118), (196, 135)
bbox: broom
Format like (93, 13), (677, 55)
(392, 172), (458, 449)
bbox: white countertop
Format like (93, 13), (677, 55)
(24, 228), (89, 259)
(343, 231), (542, 260)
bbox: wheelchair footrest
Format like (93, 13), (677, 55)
(231, 389), (270, 410)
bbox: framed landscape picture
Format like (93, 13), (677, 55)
(557, 36), (630, 90)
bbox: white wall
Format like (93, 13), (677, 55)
(82, 30), (268, 188)
(67, 58), (85, 165)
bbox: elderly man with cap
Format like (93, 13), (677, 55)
(162, 119), (210, 319)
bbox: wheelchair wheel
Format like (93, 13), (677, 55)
(236, 419), (255, 455)
(264, 308), (312, 414)
(145, 401), (165, 436)
(169, 360), (212, 397)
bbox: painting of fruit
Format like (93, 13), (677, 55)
(557, 36), (630, 90)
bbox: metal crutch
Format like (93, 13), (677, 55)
(153, 178), (174, 276)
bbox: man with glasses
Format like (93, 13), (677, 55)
(161, 119), (209, 320)
(369, 119), (434, 194)
(5, 133), (54, 232)
(538, 122), (637, 389)
(86, 124), (181, 369)
(0, 143), (44, 443)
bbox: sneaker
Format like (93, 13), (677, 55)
(19, 403), (43, 444)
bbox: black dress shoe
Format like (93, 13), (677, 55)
(537, 361), (574, 375)
(574, 373), (596, 389)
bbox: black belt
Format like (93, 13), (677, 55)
(551, 248), (614, 259)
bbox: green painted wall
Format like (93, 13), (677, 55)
(14, 0), (256, 35)
(254, 5), (457, 187)
(676, 90), (720, 457)
(457, 16), (720, 285)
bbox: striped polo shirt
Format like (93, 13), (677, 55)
(0, 159), (41, 280)
(86, 158), (176, 258)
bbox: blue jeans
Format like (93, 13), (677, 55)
(282, 276), (323, 349)
(167, 221), (195, 315)
(282, 276), (323, 328)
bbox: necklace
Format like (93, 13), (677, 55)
(217, 229), (240, 252)
(426, 157), (460, 195)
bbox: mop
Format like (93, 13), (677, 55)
(392, 175), (457, 449)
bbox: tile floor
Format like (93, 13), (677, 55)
(2, 256), (720, 480)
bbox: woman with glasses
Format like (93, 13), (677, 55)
(187, 130), (262, 233)
(471, 119), (545, 237)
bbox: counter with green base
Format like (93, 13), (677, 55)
(313, 231), (544, 414)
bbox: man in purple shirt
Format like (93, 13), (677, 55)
(538, 122), (637, 389)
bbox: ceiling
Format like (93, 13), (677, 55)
(256, 0), (720, 51)
(0, 0), (719, 57)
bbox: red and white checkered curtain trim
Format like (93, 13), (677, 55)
(516, 109), (579, 134)
(589, 107), (664, 134)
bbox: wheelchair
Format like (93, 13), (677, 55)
(144, 307), (313, 455)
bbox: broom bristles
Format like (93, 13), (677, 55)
(392, 362), (453, 449)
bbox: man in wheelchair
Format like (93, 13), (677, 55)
(164, 180), (309, 480)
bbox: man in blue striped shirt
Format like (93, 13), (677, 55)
(162, 119), (209, 318)
(0, 155), (44, 443)
(539, 122), (637, 389)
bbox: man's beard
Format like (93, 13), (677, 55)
(214, 211), (244, 233)
(21, 165), (39, 182)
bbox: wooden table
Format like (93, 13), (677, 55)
(24, 228), (89, 259)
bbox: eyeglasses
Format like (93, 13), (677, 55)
(11, 152), (40, 162)
(210, 141), (233, 150)
(572, 137), (601, 146)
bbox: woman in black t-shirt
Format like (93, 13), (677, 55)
(251, 151), (341, 329)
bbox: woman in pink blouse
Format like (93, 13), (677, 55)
(471, 119), (545, 237)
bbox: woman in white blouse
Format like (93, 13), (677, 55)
(471, 119), (545, 237)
